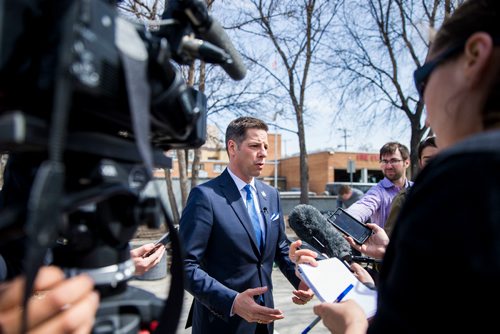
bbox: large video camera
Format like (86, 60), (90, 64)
(0, 0), (245, 333)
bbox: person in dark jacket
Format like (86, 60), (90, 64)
(296, 1), (500, 333)
(179, 117), (313, 334)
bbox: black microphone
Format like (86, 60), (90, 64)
(196, 19), (247, 80)
(177, 0), (247, 80)
(288, 204), (352, 260)
(180, 36), (232, 64)
(350, 255), (382, 264)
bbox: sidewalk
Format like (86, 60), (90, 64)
(129, 266), (331, 334)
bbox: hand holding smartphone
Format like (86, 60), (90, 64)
(141, 227), (177, 258)
(142, 243), (164, 258)
(325, 208), (373, 245)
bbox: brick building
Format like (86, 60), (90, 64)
(279, 151), (382, 195)
(156, 126), (382, 195)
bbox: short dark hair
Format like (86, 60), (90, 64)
(379, 142), (410, 161)
(225, 117), (268, 153)
(417, 136), (437, 160)
(338, 184), (352, 195)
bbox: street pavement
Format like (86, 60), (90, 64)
(129, 266), (331, 334)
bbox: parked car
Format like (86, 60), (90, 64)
(324, 182), (376, 196)
(279, 191), (317, 197)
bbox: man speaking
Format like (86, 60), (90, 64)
(179, 117), (313, 334)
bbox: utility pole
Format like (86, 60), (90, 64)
(274, 125), (278, 188)
(272, 113), (279, 189)
(338, 128), (350, 151)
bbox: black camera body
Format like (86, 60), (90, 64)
(0, 0), (207, 152)
(0, 0), (245, 333)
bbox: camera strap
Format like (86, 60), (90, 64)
(118, 19), (184, 333)
(21, 39), (73, 333)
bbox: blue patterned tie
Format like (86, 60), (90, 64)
(244, 184), (263, 249)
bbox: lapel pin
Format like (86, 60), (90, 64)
(261, 191), (266, 198)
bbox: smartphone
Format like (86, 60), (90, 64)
(141, 227), (177, 258)
(325, 208), (372, 245)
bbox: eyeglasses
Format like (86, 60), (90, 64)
(413, 42), (465, 99)
(380, 159), (403, 166)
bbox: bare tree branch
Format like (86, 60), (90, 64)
(225, 0), (343, 202)
(324, 0), (450, 177)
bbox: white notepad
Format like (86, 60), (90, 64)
(298, 257), (378, 318)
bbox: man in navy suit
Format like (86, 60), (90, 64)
(179, 116), (313, 334)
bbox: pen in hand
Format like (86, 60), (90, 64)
(301, 283), (354, 334)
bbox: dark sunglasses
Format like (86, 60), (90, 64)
(414, 37), (500, 99)
(413, 42), (465, 100)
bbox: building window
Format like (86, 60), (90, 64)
(167, 151), (177, 159)
(213, 164), (225, 173)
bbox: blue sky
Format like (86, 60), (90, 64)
(274, 114), (411, 156)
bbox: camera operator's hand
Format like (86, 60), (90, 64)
(130, 243), (166, 276)
(0, 266), (99, 334)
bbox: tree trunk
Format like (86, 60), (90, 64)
(164, 168), (180, 224)
(177, 149), (189, 207)
(0, 154), (8, 189)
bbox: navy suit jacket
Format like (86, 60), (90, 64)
(179, 169), (300, 334)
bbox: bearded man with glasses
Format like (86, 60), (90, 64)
(345, 142), (413, 229)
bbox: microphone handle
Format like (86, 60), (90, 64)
(350, 255), (381, 264)
(197, 19), (247, 80)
